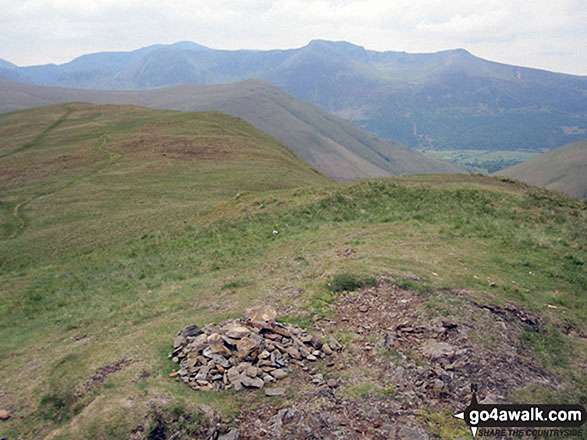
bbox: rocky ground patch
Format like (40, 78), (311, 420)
(231, 280), (558, 440)
(165, 279), (561, 439)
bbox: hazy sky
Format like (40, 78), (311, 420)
(1, 0), (586, 75)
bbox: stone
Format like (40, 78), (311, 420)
(310, 335), (323, 349)
(195, 366), (209, 381)
(298, 345), (311, 358)
(263, 374), (276, 383)
(259, 350), (271, 359)
(236, 337), (260, 359)
(328, 336), (343, 351)
(173, 335), (187, 348)
(245, 305), (277, 323)
(286, 346), (301, 360)
(211, 355), (230, 369)
(271, 325), (292, 338)
(306, 354), (317, 361)
(246, 366), (259, 377)
(240, 375), (264, 388)
(264, 333), (281, 341)
(300, 334), (313, 343)
(420, 340), (456, 359)
(271, 369), (288, 380)
(236, 362), (252, 373)
(321, 343), (333, 355)
(227, 325), (250, 339)
(249, 333), (265, 347)
(191, 334), (209, 352)
(397, 422), (430, 440)
(182, 324), (203, 337)
(431, 378), (444, 391)
(265, 387), (286, 397)
(222, 336), (240, 347)
(218, 429), (240, 440)
(270, 350), (282, 363)
(327, 379), (338, 388)
(208, 333), (229, 354)
(227, 367), (240, 384)
(0, 410), (10, 420)
(200, 383), (214, 391)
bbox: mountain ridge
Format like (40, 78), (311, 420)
(3, 40), (585, 152)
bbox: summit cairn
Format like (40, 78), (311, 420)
(169, 306), (341, 392)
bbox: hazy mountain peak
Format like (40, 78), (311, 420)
(445, 48), (473, 56)
(0, 58), (17, 69)
(168, 41), (210, 51)
(305, 39), (367, 54)
(307, 39), (363, 48)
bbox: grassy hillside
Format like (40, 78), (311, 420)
(0, 77), (464, 180)
(495, 139), (587, 199)
(0, 105), (585, 439)
(0, 103), (330, 263)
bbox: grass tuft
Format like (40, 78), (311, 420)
(327, 273), (377, 293)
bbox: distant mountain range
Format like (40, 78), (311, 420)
(496, 139), (587, 199)
(1, 40), (585, 152)
(0, 77), (463, 180)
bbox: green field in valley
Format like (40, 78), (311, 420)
(418, 149), (542, 173)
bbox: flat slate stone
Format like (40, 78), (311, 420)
(241, 375), (264, 388)
(182, 324), (203, 337)
(271, 369), (288, 380)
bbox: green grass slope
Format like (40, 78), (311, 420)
(495, 139), (587, 199)
(0, 77), (465, 180)
(0, 101), (584, 439)
(0, 103), (330, 264)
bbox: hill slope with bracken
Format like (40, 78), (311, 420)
(495, 138), (587, 199)
(0, 77), (464, 180)
(2, 40), (585, 152)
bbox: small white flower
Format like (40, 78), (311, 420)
(272, 230), (279, 235)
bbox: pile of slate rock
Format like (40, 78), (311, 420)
(169, 306), (342, 392)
